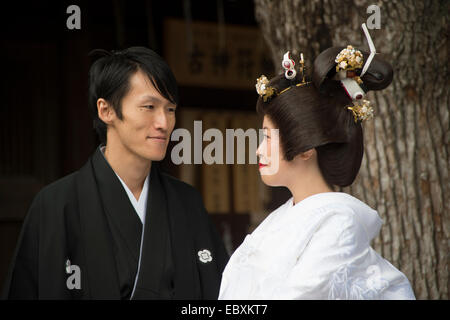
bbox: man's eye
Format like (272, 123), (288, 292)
(168, 107), (176, 113)
(144, 105), (154, 109)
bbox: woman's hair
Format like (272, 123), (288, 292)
(256, 49), (393, 187)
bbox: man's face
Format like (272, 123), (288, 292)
(109, 70), (176, 161)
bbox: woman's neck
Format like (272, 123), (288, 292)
(287, 166), (333, 206)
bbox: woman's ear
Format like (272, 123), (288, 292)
(97, 98), (115, 125)
(299, 149), (316, 161)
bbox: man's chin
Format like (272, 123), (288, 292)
(144, 152), (166, 162)
(134, 149), (166, 162)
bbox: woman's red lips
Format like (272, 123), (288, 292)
(259, 163), (267, 169)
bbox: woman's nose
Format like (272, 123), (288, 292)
(256, 141), (265, 158)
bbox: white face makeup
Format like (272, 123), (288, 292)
(256, 116), (284, 185)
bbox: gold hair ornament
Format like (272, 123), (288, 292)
(339, 24), (378, 123)
(347, 99), (374, 122)
(256, 52), (310, 102)
(335, 45), (364, 72)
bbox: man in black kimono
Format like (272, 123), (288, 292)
(2, 47), (229, 299)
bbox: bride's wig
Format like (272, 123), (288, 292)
(256, 48), (393, 187)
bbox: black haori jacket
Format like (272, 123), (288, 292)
(2, 147), (229, 299)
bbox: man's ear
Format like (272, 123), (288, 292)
(97, 98), (115, 125)
(299, 149), (316, 161)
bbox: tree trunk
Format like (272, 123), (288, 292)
(254, 0), (448, 299)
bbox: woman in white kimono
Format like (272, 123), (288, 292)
(219, 26), (415, 300)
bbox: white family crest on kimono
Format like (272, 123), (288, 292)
(198, 249), (213, 263)
(219, 192), (415, 300)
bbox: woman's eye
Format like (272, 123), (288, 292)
(144, 105), (154, 109)
(168, 107), (176, 113)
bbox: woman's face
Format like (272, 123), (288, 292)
(256, 116), (292, 186)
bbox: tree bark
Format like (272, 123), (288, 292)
(254, 0), (448, 299)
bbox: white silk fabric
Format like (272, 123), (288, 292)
(219, 192), (415, 300)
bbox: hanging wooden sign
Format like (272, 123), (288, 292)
(163, 18), (274, 89)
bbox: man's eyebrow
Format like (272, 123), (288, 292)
(139, 95), (175, 107)
(139, 95), (161, 104)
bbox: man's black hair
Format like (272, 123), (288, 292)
(88, 47), (179, 143)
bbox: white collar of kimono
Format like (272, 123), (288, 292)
(263, 192), (382, 241)
(100, 146), (149, 224)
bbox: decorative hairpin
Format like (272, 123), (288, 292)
(282, 51), (297, 80)
(338, 23), (377, 123)
(256, 75), (276, 102)
(347, 100), (374, 122)
(335, 46), (363, 72)
(256, 51), (310, 102)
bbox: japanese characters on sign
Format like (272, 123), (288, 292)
(164, 19), (274, 89)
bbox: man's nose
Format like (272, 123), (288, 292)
(153, 108), (168, 131)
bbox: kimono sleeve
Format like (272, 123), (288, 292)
(273, 212), (374, 299)
(2, 193), (41, 299)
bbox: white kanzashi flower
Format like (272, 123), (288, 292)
(198, 249), (213, 263)
(256, 75), (269, 96)
(255, 75), (276, 102)
(359, 100), (374, 120)
(335, 45), (364, 72)
(348, 100), (374, 122)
